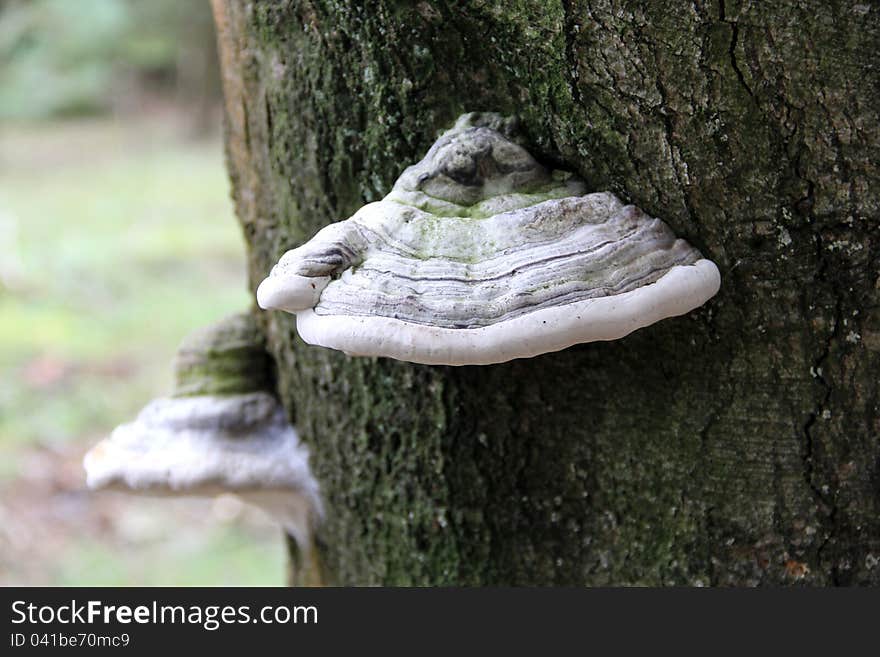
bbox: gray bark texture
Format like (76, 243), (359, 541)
(211, 0), (879, 585)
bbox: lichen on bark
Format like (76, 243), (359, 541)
(212, 0), (879, 585)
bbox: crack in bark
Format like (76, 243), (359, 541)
(719, 0), (755, 99)
(264, 91), (274, 150)
(653, 71), (695, 221)
(560, 0), (583, 109)
(802, 234), (842, 583)
(777, 73), (839, 582)
(780, 99), (812, 214)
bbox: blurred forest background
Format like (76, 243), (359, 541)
(0, 0), (287, 584)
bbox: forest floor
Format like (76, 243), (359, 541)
(0, 115), (287, 585)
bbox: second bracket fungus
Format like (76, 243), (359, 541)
(83, 314), (322, 553)
(258, 113), (721, 366)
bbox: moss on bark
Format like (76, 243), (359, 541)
(212, 0), (880, 585)
(173, 313), (273, 397)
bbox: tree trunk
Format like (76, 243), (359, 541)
(211, 0), (879, 585)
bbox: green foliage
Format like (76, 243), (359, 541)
(0, 119), (249, 464)
(0, 118), (285, 586)
(0, 0), (215, 119)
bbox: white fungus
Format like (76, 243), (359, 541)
(258, 113), (721, 365)
(83, 314), (322, 554)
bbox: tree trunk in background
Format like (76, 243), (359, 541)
(211, 0), (879, 585)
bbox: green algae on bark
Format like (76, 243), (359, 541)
(174, 313), (274, 397)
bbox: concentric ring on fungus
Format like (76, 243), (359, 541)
(258, 113), (720, 366)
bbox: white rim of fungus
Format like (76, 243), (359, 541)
(293, 259), (720, 366)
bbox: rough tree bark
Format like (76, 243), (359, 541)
(211, 0), (879, 585)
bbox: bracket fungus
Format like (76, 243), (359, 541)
(83, 314), (322, 553)
(258, 112), (721, 366)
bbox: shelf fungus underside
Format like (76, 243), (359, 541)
(84, 393), (320, 549)
(258, 114), (721, 366)
(83, 314), (322, 551)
